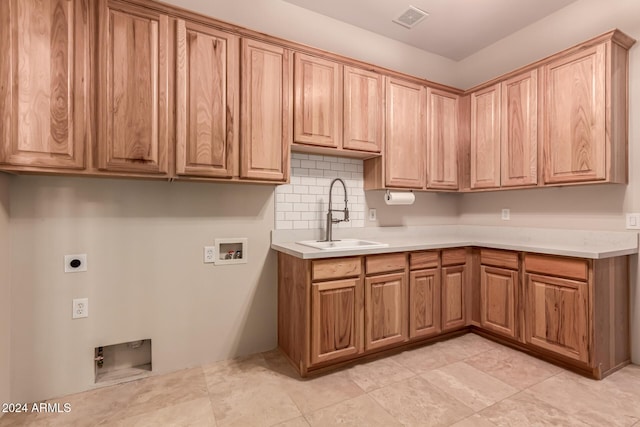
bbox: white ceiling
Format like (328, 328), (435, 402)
(281, 0), (578, 61)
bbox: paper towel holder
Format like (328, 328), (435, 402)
(384, 189), (416, 205)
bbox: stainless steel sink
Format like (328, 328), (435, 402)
(296, 239), (389, 251)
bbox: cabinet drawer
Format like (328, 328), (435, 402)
(312, 257), (362, 281)
(410, 251), (439, 270)
(366, 253), (406, 275)
(481, 249), (519, 270)
(524, 254), (588, 281)
(442, 248), (466, 266)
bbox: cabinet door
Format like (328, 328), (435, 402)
(470, 83), (501, 189)
(0, 0), (87, 169)
(343, 66), (383, 153)
(310, 278), (363, 365)
(542, 45), (605, 184)
(98, 0), (169, 174)
(385, 78), (426, 189)
(525, 273), (589, 363)
(240, 38), (290, 181)
(442, 265), (466, 331)
(480, 266), (517, 338)
(426, 88), (459, 190)
(365, 272), (408, 350)
(501, 70), (538, 187)
(176, 20), (239, 178)
(294, 53), (342, 148)
(409, 268), (441, 339)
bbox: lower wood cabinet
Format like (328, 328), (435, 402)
(409, 268), (441, 339)
(480, 266), (517, 338)
(277, 247), (629, 379)
(441, 248), (468, 331)
(479, 249), (519, 339)
(310, 278), (363, 365)
(524, 273), (588, 363)
(365, 272), (407, 351)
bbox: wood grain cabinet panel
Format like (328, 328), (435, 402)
(385, 77), (426, 189)
(409, 268), (441, 339)
(240, 38), (291, 181)
(427, 88), (459, 190)
(480, 266), (517, 338)
(294, 53), (342, 148)
(365, 272), (407, 350)
(175, 20), (238, 178)
(542, 45), (606, 184)
(525, 273), (589, 363)
(0, 0), (88, 169)
(470, 83), (501, 189)
(310, 278), (363, 365)
(343, 66), (383, 153)
(501, 70), (538, 187)
(98, 0), (170, 174)
(442, 265), (466, 331)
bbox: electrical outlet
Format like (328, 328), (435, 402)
(64, 254), (87, 273)
(72, 298), (88, 319)
(626, 213), (640, 230)
(204, 246), (215, 263)
(368, 208), (377, 221)
(501, 209), (510, 220)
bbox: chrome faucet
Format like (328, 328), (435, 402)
(322, 178), (350, 242)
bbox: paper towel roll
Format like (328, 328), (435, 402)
(385, 191), (415, 205)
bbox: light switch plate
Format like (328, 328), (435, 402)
(626, 213), (640, 230)
(501, 209), (510, 220)
(368, 209), (377, 221)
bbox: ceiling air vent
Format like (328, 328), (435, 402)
(393, 5), (429, 29)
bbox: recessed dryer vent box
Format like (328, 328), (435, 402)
(94, 339), (152, 385)
(215, 238), (248, 265)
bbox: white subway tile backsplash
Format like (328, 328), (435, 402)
(293, 220), (310, 229)
(277, 220), (292, 229)
(300, 177), (317, 186)
(276, 152), (365, 230)
(285, 194), (301, 203)
(300, 160), (316, 169)
(285, 211), (301, 221)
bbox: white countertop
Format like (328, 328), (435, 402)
(271, 225), (639, 259)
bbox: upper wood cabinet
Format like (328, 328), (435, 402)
(426, 88), (459, 190)
(343, 66), (384, 153)
(501, 70), (538, 187)
(293, 53), (342, 149)
(385, 77), (426, 189)
(542, 45), (605, 184)
(0, 0), (88, 169)
(97, 0), (169, 174)
(542, 33), (634, 185)
(175, 20), (239, 178)
(240, 39), (292, 181)
(470, 83), (501, 189)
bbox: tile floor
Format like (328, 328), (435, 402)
(2, 333), (640, 426)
